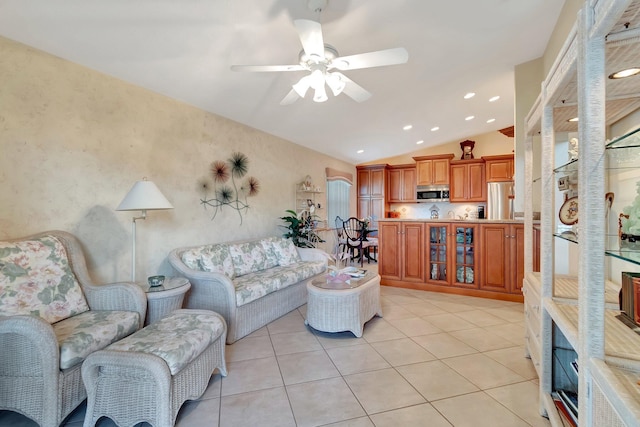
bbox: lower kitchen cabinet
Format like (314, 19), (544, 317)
(379, 221), (425, 283)
(379, 220), (524, 302)
(478, 223), (524, 294)
(426, 223), (478, 289)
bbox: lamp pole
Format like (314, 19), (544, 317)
(130, 210), (147, 282)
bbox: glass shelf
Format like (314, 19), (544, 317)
(554, 230), (578, 244)
(554, 158), (578, 174)
(605, 234), (640, 266)
(552, 233), (640, 265)
(606, 126), (640, 149)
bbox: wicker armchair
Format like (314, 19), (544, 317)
(0, 231), (147, 427)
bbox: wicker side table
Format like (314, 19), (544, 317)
(137, 277), (191, 325)
(305, 272), (382, 337)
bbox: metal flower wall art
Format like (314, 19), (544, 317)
(199, 152), (260, 224)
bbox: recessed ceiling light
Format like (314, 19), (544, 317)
(431, 126), (439, 131)
(609, 68), (640, 79)
(489, 96), (500, 102)
(464, 92), (475, 99)
(487, 118), (496, 123)
(403, 124), (413, 130)
(465, 115), (475, 121)
(568, 117), (579, 122)
(357, 149), (364, 154)
(416, 140), (424, 145)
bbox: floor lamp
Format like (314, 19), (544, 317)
(116, 178), (173, 282)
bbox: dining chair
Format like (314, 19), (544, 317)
(342, 217), (376, 267)
(334, 216), (350, 267)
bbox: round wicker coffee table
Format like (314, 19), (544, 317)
(305, 271), (382, 337)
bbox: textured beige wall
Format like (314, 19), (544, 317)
(0, 36), (355, 283)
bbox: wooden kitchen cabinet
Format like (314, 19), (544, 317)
(413, 154), (454, 186)
(483, 154), (514, 182)
(357, 165), (385, 197)
(379, 219), (524, 302)
(357, 164), (388, 221)
(426, 222), (478, 289)
(379, 221), (425, 283)
(478, 223), (524, 294)
(358, 197), (385, 224)
(449, 159), (486, 202)
(387, 165), (416, 203)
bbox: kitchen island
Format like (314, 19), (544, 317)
(378, 218), (525, 302)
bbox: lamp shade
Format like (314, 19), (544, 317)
(116, 180), (173, 211)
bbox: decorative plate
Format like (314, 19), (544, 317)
(559, 196), (579, 225)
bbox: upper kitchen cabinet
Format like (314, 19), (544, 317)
(357, 164), (388, 222)
(483, 154), (514, 182)
(387, 164), (417, 203)
(357, 165), (386, 198)
(413, 154), (454, 186)
(449, 159), (486, 202)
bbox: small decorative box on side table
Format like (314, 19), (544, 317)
(137, 277), (191, 325)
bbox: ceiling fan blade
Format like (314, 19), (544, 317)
(280, 89), (301, 106)
(331, 47), (409, 71)
(334, 73), (372, 102)
(231, 64), (305, 72)
(294, 19), (325, 59)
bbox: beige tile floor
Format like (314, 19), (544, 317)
(1, 265), (550, 427)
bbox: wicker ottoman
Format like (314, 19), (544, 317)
(305, 272), (383, 337)
(81, 309), (227, 427)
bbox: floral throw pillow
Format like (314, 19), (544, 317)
(229, 242), (268, 277)
(0, 235), (90, 324)
(260, 237), (280, 269)
(180, 248), (202, 271)
(199, 244), (235, 279)
(272, 238), (301, 266)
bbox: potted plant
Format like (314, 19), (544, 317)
(280, 209), (325, 248)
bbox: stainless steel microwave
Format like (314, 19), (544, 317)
(416, 186), (449, 202)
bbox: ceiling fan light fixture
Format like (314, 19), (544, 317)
(310, 68), (325, 89)
(313, 84), (328, 102)
(293, 75), (312, 97)
(326, 73), (346, 96)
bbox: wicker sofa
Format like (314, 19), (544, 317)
(168, 236), (327, 343)
(0, 230), (147, 427)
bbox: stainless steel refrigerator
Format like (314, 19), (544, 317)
(486, 181), (514, 220)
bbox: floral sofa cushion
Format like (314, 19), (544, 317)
(228, 241), (269, 277)
(271, 238), (302, 266)
(0, 235), (90, 324)
(181, 244), (235, 278)
(107, 311), (225, 375)
(232, 260), (325, 306)
(53, 310), (140, 369)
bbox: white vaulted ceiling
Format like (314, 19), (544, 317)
(0, 0), (564, 163)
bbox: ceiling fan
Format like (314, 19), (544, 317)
(231, 9), (408, 105)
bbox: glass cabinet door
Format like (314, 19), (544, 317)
(453, 225), (476, 286)
(428, 225), (449, 282)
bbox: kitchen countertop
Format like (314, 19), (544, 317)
(377, 218), (527, 224)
